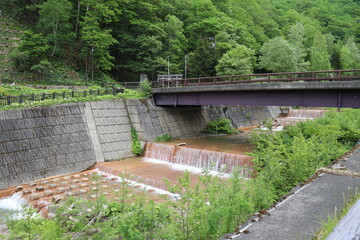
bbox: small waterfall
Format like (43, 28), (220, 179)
(145, 142), (252, 175)
(287, 109), (328, 119)
(145, 142), (176, 163)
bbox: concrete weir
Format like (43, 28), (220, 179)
(0, 99), (281, 190)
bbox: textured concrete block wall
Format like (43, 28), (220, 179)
(89, 100), (133, 161)
(126, 99), (281, 141)
(0, 104), (96, 189)
(210, 105), (282, 128)
(127, 99), (213, 140)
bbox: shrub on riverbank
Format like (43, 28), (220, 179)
(155, 133), (173, 142)
(203, 117), (237, 134)
(251, 108), (360, 199)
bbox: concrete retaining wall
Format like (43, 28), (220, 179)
(0, 99), (281, 189)
(127, 99), (213, 140)
(0, 104), (96, 189)
(88, 100), (133, 161)
(213, 105), (282, 128)
(127, 99), (281, 141)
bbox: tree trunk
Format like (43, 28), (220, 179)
(74, 0), (81, 34)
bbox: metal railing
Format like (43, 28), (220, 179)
(103, 82), (142, 90)
(0, 88), (120, 108)
(104, 69), (360, 90)
(2, 69), (358, 108)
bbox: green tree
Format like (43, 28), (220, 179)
(37, 0), (73, 57)
(13, 30), (50, 71)
(310, 31), (332, 71)
(259, 37), (297, 73)
(325, 34), (342, 70)
(340, 37), (360, 69)
(215, 45), (255, 75)
(162, 15), (187, 74)
(188, 37), (218, 77)
(80, 0), (119, 72)
(287, 22), (309, 71)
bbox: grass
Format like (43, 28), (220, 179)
(313, 190), (360, 239)
(0, 85), (76, 96)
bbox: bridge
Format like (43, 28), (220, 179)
(107, 69), (360, 108)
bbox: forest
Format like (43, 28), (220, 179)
(1, 0), (360, 83)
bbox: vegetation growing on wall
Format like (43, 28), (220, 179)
(0, 0), (359, 83)
(131, 126), (142, 156)
(3, 109), (360, 239)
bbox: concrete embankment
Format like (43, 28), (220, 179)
(0, 99), (280, 190)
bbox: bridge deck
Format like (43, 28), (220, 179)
(104, 69), (360, 108)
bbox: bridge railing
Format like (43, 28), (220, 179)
(104, 69), (360, 90)
(164, 69), (360, 87)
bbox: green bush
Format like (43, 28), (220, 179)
(203, 117), (237, 134)
(262, 118), (274, 131)
(6, 208), (65, 240)
(140, 79), (152, 98)
(131, 127), (142, 156)
(155, 133), (173, 142)
(251, 109), (360, 197)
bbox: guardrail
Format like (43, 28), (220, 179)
(3, 69), (358, 108)
(0, 88), (120, 108)
(104, 69), (360, 90)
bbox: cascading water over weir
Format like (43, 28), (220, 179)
(144, 142), (253, 175)
(95, 139), (254, 194)
(286, 109), (328, 119)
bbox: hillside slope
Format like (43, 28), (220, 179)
(0, 15), (22, 83)
(0, 0), (359, 84)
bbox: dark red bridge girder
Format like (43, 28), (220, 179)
(103, 69), (360, 108)
(153, 89), (360, 108)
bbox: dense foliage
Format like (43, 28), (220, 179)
(203, 117), (237, 134)
(4, 109), (360, 239)
(155, 133), (173, 142)
(1, 0), (359, 83)
(251, 109), (360, 197)
(131, 127), (142, 156)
